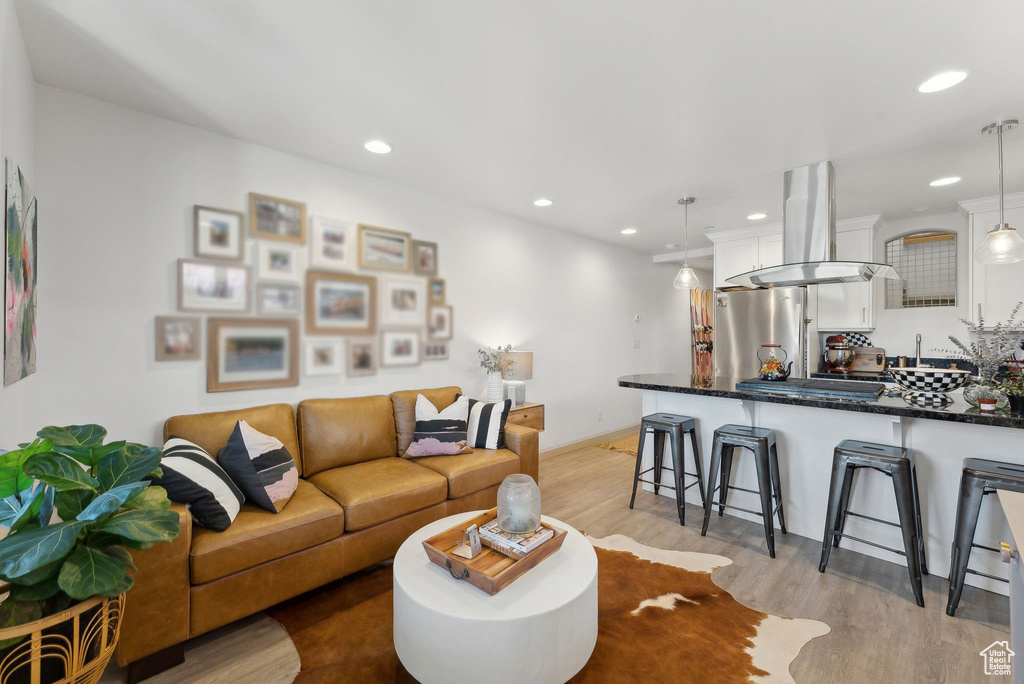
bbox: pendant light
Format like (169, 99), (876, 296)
(673, 197), (700, 290)
(975, 119), (1024, 265)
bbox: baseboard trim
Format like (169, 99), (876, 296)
(540, 424), (639, 460)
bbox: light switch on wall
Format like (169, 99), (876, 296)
(632, 339), (640, 349)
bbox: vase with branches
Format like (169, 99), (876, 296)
(478, 345), (513, 402)
(935, 302), (1024, 407)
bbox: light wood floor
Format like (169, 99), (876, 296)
(104, 444), (1011, 683)
(541, 445), (1010, 683)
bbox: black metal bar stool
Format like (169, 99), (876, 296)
(946, 458), (1024, 617)
(629, 413), (706, 525)
(819, 439), (927, 607)
(700, 424), (786, 558)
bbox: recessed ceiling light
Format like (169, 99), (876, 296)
(364, 140), (392, 154)
(929, 176), (961, 187)
(911, 206), (930, 212)
(533, 198), (553, 207)
(917, 70), (968, 94)
(747, 212), (767, 220)
(620, 227), (637, 235)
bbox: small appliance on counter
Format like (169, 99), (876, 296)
(823, 335), (854, 373)
(758, 343), (792, 381)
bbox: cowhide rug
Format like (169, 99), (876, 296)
(267, 535), (829, 683)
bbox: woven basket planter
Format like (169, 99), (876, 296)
(0, 593), (124, 684)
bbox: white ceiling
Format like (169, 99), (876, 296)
(15, 0), (1024, 255)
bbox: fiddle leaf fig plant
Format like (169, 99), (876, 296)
(0, 425), (178, 647)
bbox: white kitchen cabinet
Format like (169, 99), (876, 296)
(710, 225), (784, 289)
(816, 217), (879, 331)
(758, 233), (784, 270)
(961, 194), (1024, 326)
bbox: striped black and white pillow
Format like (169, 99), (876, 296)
(465, 398), (512, 449)
(404, 394), (472, 458)
(151, 437), (245, 531)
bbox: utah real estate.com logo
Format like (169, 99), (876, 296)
(980, 640), (1014, 676)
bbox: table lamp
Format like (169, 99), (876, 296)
(502, 351), (533, 406)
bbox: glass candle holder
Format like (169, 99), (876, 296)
(497, 474), (541, 534)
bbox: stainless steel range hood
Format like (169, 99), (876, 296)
(725, 161), (900, 288)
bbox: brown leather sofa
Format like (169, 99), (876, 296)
(115, 386), (539, 681)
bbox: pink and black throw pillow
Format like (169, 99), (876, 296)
(218, 421), (299, 513)
(404, 394), (473, 458)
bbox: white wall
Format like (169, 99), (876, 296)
(0, 0), (36, 439)
(0, 85), (688, 451)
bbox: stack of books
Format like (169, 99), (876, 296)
(478, 520), (553, 559)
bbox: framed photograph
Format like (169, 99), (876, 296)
(428, 305), (453, 340)
(423, 342), (449, 361)
(412, 240), (438, 276)
(256, 283), (301, 316)
(257, 242), (302, 282)
(178, 258), (251, 313)
(194, 206), (245, 261)
(307, 271), (377, 335)
(380, 329), (421, 368)
(249, 193), (307, 244)
(155, 316), (201, 361)
(381, 275), (427, 327)
(304, 340), (343, 376)
(309, 216), (354, 271)
(346, 336), (378, 377)
(429, 277), (445, 305)
(358, 224), (410, 271)
(207, 318), (298, 392)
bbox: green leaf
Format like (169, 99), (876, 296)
(0, 495), (21, 527)
(54, 489), (92, 520)
(9, 575), (61, 601)
(85, 441), (127, 468)
(96, 445), (161, 492)
(104, 571), (134, 598)
(57, 546), (131, 600)
(37, 425), (106, 448)
(0, 598), (42, 649)
(0, 520), (86, 580)
(96, 510), (179, 545)
(23, 453), (99, 492)
(10, 559), (64, 586)
(75, 482), (146, 522)
(36, 486), (54, 527)
(4, 486), (45, 534)
(0, 440), (52, 498)
(88, 532), (155, 552)
(123, 485), (171, 511)
(103, 545), (137, 572)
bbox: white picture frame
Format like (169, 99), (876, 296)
(256, 283), (301, 316)
(257, 242), (302, 282)
(309, 216), (355, 271)
(304, 340), (343, 376)
(178, 259), (251, 313)
(423, 341), (449, 360)
(380, 329), (421, 368)
(381, 275), (427, 327)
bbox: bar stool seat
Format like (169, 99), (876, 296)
(700, 424), (786, 558)
(629, 413), (706, 526)
(819, 439), (927, 607)
(946, 458), (1024, 617)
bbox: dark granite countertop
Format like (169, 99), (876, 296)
(618, 373), (1024, 430)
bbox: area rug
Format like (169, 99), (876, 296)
(267, 535), (829, 683)
(594, 432), (640, 456)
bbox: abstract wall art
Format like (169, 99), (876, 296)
(5, 159), (37, 385)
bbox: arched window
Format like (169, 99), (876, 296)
(884, 231), (957, 309)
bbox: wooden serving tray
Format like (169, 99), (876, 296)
(422, 508), (567, 595)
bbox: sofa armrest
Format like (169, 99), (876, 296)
(504, 423), (539, 482)
(115, 503), (192, 667)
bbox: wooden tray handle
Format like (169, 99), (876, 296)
(445, 560), (469, 580)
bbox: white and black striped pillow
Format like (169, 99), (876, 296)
(404, 394), (472, 458)
(151, 437), (245, 531)
(465, 398), (512, 449)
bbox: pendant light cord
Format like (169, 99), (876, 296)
(998, 123), (1005, 228)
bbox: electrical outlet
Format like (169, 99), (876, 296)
(597, 409), (603, 421)
(632, 339), (640, 349)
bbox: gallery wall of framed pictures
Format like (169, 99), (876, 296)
(157, 192), (455, 392)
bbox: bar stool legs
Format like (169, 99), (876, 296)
(628, 414), (705, 526)
(946, 472), (988, 617)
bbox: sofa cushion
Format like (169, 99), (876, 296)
(189, 479), (345, 584)
(154, 437), (245, 532)
(412, 448), (520, 499)
(298, 395), (396, 476)
(309, 458), (448, 532)
(404, 394), (472, 458)
(164, 403), (302, 476)
(390, 386), (462, 455)
(218, 420), (299, 513)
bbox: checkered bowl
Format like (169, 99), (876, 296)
(888, 367), (971, 395)
(902, 390), (955, 408)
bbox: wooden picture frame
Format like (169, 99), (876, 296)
(380, 329), (421, 368)
(155, 316), (201, 361)
(358, 224), (411, 271)
(423, 341), (449, 361)
(194, 206), (245, 261)
(178, 258), (252, 313)
(249, 192), (307, 244)
(207, 317), (299, 392)
(429, 277), (446, 305)
(412, 240), (438, 276)
(346, 336), (379, 377)
(428, 304), (453, 341)
(306, 270), (377, 335)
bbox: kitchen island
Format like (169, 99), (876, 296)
(620, 373), (1024, 597)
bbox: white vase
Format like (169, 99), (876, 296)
(486, 371), (504, 402)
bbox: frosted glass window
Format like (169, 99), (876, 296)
(885, 231), (956, 309)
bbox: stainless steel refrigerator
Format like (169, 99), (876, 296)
(713, 287), (819, 383)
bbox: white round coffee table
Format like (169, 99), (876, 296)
(393, 510), (598, 684)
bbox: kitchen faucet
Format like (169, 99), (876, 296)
(915, 333), (931, 368)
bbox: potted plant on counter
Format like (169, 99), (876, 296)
(1000, 371), (1024, 418)
(937, 302), (1024, 409)
(0, 424), (179, 683)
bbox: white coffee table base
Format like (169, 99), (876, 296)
(393, 511), (598, 684)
